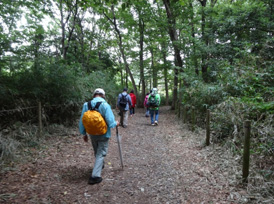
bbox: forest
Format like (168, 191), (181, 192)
(0, 0), (273, 202)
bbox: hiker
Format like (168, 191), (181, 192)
(144, 92), (150, 117)
(147, 88), (161, 126)
(129, 90), (137, 117)
(117, 88), (132, 128)
(79, 88), (120, 185)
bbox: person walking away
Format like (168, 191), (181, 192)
(144, 92), (150, 117)
(147, 88), (161, 126)
(129, 90), (137, 117)
(117, 88), (132, 128)
(79, 88), (120, 185)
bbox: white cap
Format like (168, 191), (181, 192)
(151, 88), (158, 96)
(93, 88), (105, 96)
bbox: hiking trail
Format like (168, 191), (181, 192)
(0, 106), (246, 203)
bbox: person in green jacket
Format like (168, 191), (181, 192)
(147, 88), (161, 126)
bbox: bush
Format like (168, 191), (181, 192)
(211, 97), (274, 155)
(0, 62), (119, 127)
(181, 80), (226, 124)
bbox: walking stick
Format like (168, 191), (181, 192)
(116, 126), (124, 169)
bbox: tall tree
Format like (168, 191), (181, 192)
(162, 0), (183, 110)
(103, 4), (138, 97)
(133, 1), (147, 106)
(55, 0), (85, 60)
(198, 0), (209, 81)
(189, 0), (199, 75)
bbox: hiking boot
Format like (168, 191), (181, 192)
(154, 121), (158, 126)
(88, 176), (103, 185)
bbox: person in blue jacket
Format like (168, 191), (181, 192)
(117, 88), (132, 128)
(79, 88), (119, 185)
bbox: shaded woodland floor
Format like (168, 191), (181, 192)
(0, 106), (268, 203)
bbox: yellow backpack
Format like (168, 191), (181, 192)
(82, 101), (107, 135)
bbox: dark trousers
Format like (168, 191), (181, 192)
(130, 107), (135, 115)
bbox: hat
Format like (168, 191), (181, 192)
(151, 88), (158, 96)
(123, 88), (128, 92)
(93, 88), (105, 96)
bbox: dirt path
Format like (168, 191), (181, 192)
(1, 107), (243, 203)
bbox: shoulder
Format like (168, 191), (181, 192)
(83, 101), (89, 108)
(100, 100), (109, 106)
(100, 101), (111, 111)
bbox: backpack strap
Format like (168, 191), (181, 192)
(88, 101), (92, 110)
(123, 94), (128, 101)
(93, 102), (102, 110)
(88, 101), (103, 110)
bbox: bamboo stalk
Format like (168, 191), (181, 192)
(242, 120), (251, 183)
(178, 102), (181, 118)
(183, 105), (186, 123)
(38, 102), (42, 137)
(206, 109), (210, 146)
(191, 106), (195, 131)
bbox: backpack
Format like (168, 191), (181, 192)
(144, 95), (149, 107)
(82, 101), (107, 135)
(149, 95), (159, 107)
(119, 94), (128, 109)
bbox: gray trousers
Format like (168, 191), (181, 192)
(90, 136), (109, 178)
(120, 110), (129, 127)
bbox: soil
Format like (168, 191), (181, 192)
(0, 106), (251, 203)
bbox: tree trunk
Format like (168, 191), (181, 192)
(119, 58), (124, 87)
(161, 42), (169, 105)
(60, 0), (65, 59)
(104, 5), (138, 98)
(189, 1), (199, 75)
(163, 0), (183, 110)
(199, 0), (208, 81)
(59, 0), (79, 60)
(139, 16), (146, 107)
(150, 48), (157, 88)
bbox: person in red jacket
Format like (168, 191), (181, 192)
(129, 90), (137, 116)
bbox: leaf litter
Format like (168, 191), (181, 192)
(0, 106), (273, 203)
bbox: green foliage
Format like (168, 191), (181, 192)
(78, 70), (120, 107)
(181, 73), (226, 112)
(0, 60), (119, 127)
(181, 44), (273, 154)
(160, 95), (172, 106)
(0, 0), (273, 161)
(211, 97), (274, 155)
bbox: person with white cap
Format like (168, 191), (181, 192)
(147, 88), (161, 126)
(79, 88), (120, 185)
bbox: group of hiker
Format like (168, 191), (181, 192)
(78, 87), (161, 185)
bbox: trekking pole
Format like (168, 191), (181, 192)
(116, 126), (124, 169)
